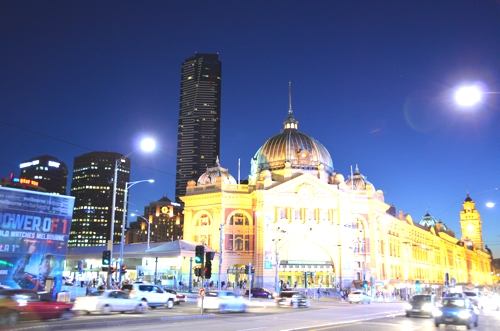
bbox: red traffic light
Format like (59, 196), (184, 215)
(109, 267), (116, 274)
(121, 265), (127, 274)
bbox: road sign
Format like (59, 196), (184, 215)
(198, 287), (205, 296)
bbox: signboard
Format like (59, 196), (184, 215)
(0, 187), (74, 296)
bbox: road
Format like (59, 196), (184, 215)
(6, 298), (500, 331)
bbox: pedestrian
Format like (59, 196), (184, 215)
(317, 287), (321, 299)
(293, 281), (297, 290)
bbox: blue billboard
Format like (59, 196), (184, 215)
(0, 187), (74, 296)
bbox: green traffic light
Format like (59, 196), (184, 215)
(194, 256), (202, 263)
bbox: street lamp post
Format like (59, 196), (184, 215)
(118, 179), (154, 284)
(131, 214), (151, 250)
(272, 227), (286, 292)
(107, 138), (155, 289)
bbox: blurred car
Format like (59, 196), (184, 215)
(433, 298), (478, 329)
(463, 291), (484, 309)
(348, 291), (372, 304)
(73, 290), (147, 315)
(0, 289), (73, 321)
(245, 287), (275, 299)
(198, 290), (247, 313)
(275, 291), (310, 308)
(163, 288), (186, 304)
(122, 283), (176, 308)
(0, 294), (19, 327)
(445, 292), (467, 299)
(404, 294), (440, 317)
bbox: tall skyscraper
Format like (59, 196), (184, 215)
(175, 53), (222, 200)
(19, 155), (68, 195)
(69, 151), (130, 247)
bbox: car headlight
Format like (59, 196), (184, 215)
(458, 311), (471, 319)
(422, 303), (433, 311)
(403, 303), (412, 310)
(432, 310), (443, 317)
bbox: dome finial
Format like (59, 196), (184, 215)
(283, 82), (298, 131)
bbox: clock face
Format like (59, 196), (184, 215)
(161, 206), (168, 214)
(467, 224), (475, 232)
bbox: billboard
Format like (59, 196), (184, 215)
(0, 187), (74, 296)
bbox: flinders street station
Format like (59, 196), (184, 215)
(181, 93), (493, 294)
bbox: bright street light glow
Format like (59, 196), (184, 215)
(454, 86), (482, 107)
(486, 202), (495, 208)
(140, 138), (156, 152)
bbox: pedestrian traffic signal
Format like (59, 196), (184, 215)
(251, 265), (255, 274)
(102, 266), (109, 272)
(363, 280), (368, 289)
(194, 268), (202, 277)
(195, 245), (204, 264)
(205, 260), (212, 279)
(121, 265), (127, 274)
(109, 267), (116, 274)
(102, 250), (111, 265)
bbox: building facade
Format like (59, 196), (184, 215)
(175, 52), (222, 201)
(126, 196), (184, 244)
(180, 89), (493, 293)
(69, 151), (130, 247)
(19, 155), (68, 195)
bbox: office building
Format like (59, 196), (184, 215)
(175, 53), (222, 200)
(126, 196), (183, 244)
(19, 155), (68, 195)
(69, 151), (130, 247)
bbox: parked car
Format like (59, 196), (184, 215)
(163, 288), (186, 304)
(73, 290), (147, 315)
(122, 283), (176, 308)
(433, 298), (478, 329)
(198, 290), (247, 313)
(348, 291), (372, 304)
(0, 289), (74, 321)
(463, 291), (484, 309)
(245, 287), (276, 299)
(404, 294), (440, 317)
(0, 294), (19, 327)
(275, 291), (310, 308)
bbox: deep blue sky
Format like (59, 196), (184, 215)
(1, 1), (500, 256)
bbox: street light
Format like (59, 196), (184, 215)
(131, 214), (151, 250)
(118, 179), (154, 283)
(454, 85), (500, 107)
(107, 137), (155, 289)
(272, 227), (287, 292)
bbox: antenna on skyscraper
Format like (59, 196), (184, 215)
(288, 81), (293, 115)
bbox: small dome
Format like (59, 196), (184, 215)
(419, 212), (437, 227)
(197, 157), (237, 185)
(345, 165), (372, 191)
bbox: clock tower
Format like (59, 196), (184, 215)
(459, 193), (483, 249)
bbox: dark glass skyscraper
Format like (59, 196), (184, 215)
(19, 155), (68, 195)
(69, 151), (130, 247)
(175, 53), (222, 200)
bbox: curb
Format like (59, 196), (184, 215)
(10, 314), (216, 331)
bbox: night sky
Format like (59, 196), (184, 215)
(1, 1), (499, 256)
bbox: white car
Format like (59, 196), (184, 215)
(198, 290), (247, 313)
(122, 283), (177, 308)
(73, 290), (147, 315)
(348, 291), (372, 304)
(463, 291), (485, 309)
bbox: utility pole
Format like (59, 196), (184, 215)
(188, 257), (193, 293)
(218, 223), (224, 290)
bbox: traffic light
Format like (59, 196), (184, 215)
(251, 265), (255, 274)
(121, 265), (127, 274)
(415, 280), (421, 293)
(109, 267), (116, 274)
(102, 250), (111, 265)
(245, 265), (249, 274)
(195, 245), (204, 264)
(102, 266), (109, 272)
(205, 255), (212, 279)
(363, 280), (368, 289)
(194, 268), (201, 277)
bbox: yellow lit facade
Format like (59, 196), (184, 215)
(181, 92), (492, 291)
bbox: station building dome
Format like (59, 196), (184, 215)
(251, 84), (334, 181)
